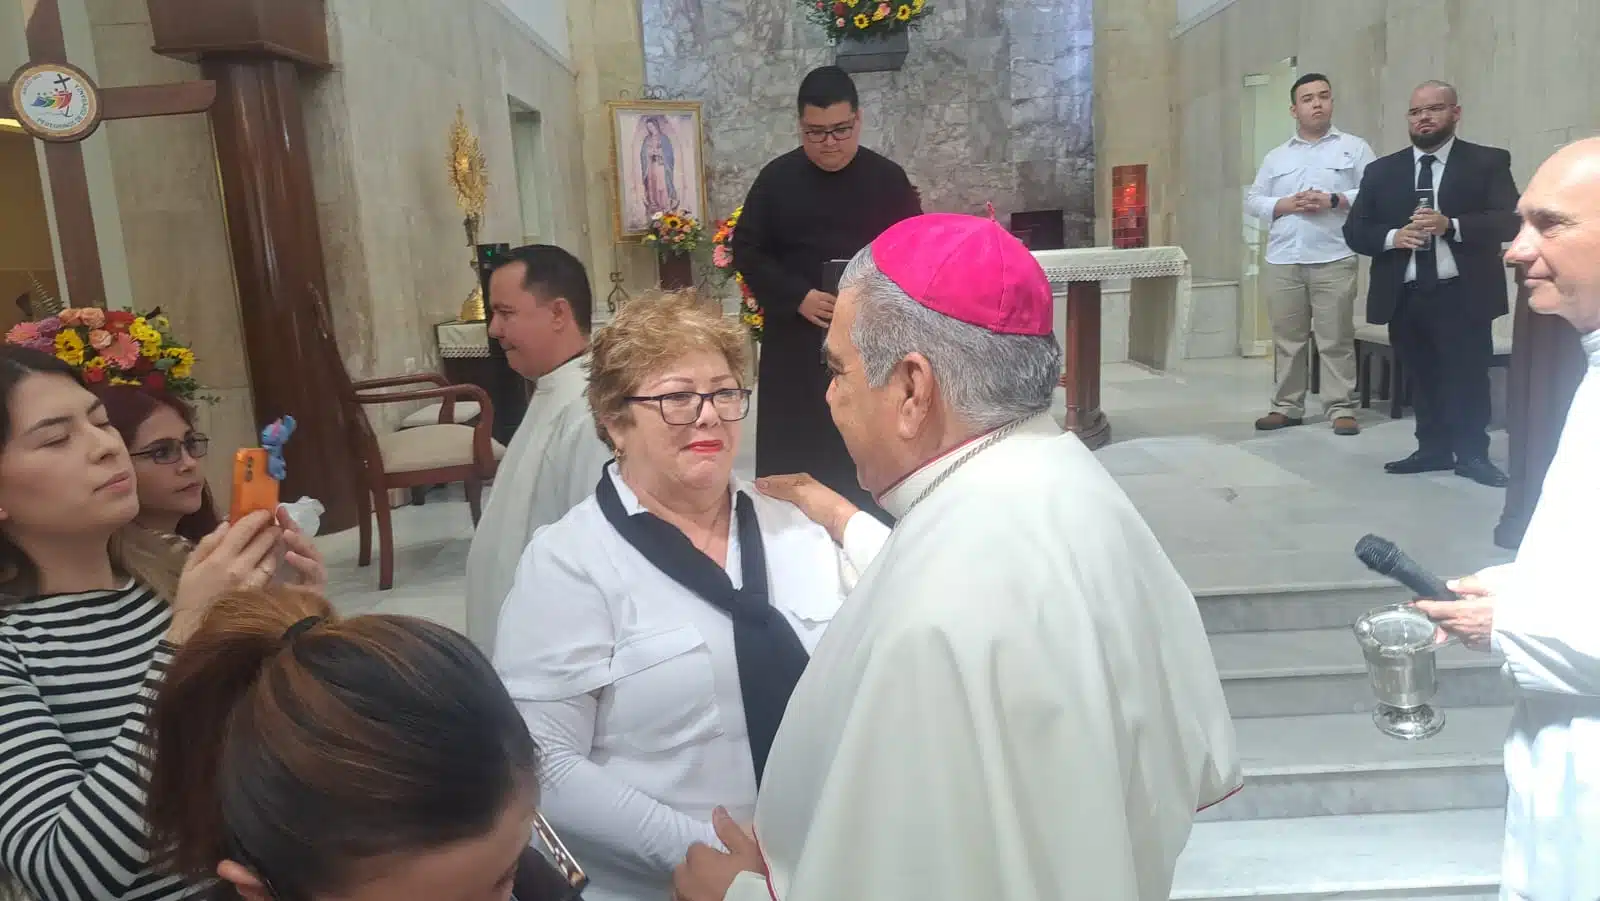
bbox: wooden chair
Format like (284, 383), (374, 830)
(310, 303), (503, 589)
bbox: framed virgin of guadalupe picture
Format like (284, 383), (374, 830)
(607, 100), (707, 241)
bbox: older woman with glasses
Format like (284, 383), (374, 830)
(493, 291), (887, 901)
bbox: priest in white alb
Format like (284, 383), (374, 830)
(672, 213), (1242, 901)
(1415, 138), (1600, 901)
(465, 244), (614, 650)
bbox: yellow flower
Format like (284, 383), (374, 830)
(845, 0), (858, 6)
(854, 12), (870, 27)
(164, 346), (196, 380)
(873, 2), (889, 19)
(84, 357), (107, 371)
(110, 376), (139, 386)
(896, 4), (912, 19)
(54, 330), (85, 366)
(662, 213), (682, 231)
(912, 0), (924, 10)
(129, 318), (163, 356)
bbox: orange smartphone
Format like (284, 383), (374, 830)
(230, 448), (280, 522)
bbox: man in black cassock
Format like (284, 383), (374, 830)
(732, 65), (921, 520)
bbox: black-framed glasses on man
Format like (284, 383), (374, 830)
(802, 122), (856, 143)
(130, 434), (209, 464)
(625, 389), (752, 425)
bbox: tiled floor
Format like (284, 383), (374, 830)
(322, 357), (1515, 623)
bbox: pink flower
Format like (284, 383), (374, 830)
(836, 16), (846, 25)
(58, 308), (85, 326)
(78, 307), (105, 329)
(713, 245), (732, 268)
(103, 332), (141, 369)
(35, 316), (61, 340)
(88, 328), (113, 349)
(6, 321), (40, 346)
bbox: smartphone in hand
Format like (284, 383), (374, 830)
(230, 448), (280, 523)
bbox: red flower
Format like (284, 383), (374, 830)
(143, 373), (166, 391)
(105, 310), (135, 328)
(833, 1), (847, 13)
(132, 355), (154, 375)
(82, 366), (106, 384)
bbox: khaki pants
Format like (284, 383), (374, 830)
(1265, 257), (1358, 419)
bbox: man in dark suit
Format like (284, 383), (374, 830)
(1344, 80), (1521, 487)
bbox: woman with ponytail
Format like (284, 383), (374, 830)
(145, 587), (554, 901)
(0, 345), (293, 901)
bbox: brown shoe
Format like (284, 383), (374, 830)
(1332, 416), (1361, 436)
(1255, 412), (1303, 431)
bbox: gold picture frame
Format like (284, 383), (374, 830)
(608, 100), (707, 241)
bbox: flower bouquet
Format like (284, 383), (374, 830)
(642, 209), (704, 258)
(804, 0), (928, 41)
(5, 307), (205, 401)
(712, 206), (764, 343)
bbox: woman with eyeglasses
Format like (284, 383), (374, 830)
(145, 584), (587, 901)
(493, 291), (888, 901)
(95, 385), (220, 542)
(0, 345), (288, 901)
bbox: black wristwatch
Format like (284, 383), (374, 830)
(1329, 192), (1341, 209)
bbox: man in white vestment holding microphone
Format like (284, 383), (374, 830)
(672, 213), (1241, 901)
(1414, 138), (1600, 900)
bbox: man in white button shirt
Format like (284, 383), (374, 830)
(1344, 81), (1520, 487)
(1246, 73), (1376, 436)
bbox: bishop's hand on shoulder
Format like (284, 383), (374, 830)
(672, 808), (765, 901)
(799, 290), (836, 328)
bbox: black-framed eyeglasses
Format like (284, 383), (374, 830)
(625, 389), (751, 425)
(802, 122), (856, 143)
(130, 434), (209, 464)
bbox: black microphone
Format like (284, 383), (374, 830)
(1354, 534), (1458, 601)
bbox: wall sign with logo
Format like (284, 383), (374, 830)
(7, 62), (103, 143)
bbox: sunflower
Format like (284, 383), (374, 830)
(896, 4), (912, 19)
(661, 213), (683, 231)
(54, 329), (85, 367)
(853, 12), (870, 27)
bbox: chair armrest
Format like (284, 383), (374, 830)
(356, 384), (498, 477)
(353, 372), (449, 391)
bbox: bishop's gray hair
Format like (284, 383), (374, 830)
(840, 245), (1062, 432)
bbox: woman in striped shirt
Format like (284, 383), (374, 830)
(0, 346), (321, 901)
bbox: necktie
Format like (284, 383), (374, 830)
(1415, 154), (1438, 290)
(594, 467), (810, 784)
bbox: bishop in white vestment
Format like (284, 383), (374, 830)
(465, 246), (615, 650)
(1417, 139), (1600, 900)
(674, 214), (1241, 901)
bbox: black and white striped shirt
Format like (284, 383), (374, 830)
(0, 580), (201, 901)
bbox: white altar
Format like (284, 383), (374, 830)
(1032, 245), (1192, 373)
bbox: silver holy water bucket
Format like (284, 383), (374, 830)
(1352, 604), (1455, 740)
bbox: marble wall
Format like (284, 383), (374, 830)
(640, 0), (1095, 244)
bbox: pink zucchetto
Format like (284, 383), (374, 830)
(868, 213), (1053, 336)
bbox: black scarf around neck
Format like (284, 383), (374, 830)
(594, 467), (809, 784)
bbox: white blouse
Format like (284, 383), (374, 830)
(493, 468), (884, 901)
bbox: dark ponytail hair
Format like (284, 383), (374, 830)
(144, 587), (540, 898)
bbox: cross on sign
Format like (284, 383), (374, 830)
(2, 0), (216, 309)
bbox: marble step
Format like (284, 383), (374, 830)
(1196, 707), (1510, 822)
(1212, 627), (1513, 717)
(1196, 580), (1411, 634)
(1172, 808), (1504, 900)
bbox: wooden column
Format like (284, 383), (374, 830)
(146, 0), (361, 531)
(1495, 267), (1586, 548)
(1061, 281), (1110, 448)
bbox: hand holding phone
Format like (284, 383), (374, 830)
(230, 448), (280, 523)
